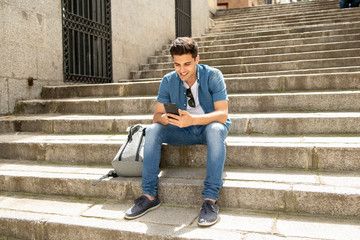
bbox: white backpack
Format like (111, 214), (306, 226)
(92, 124), (146, 186)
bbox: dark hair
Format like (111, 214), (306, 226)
(170, 37), (198, 59)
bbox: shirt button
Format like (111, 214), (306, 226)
(184, 104), (186, 106)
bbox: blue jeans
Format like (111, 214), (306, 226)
(141, 122), (229, 200)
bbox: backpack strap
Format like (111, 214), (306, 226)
(92, 170), (118, 186)
(135, 126), (146, 162)
(117, 124), (142, 161)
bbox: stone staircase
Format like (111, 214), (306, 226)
(1, 0), (360, 239)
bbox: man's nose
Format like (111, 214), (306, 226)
(180, 65), (186, 72)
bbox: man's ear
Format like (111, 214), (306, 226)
(195, 55), (200, 64)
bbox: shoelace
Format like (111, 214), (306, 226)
(134, 196), (148, 207)
(201, 201), (215, 214)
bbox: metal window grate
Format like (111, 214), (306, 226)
(175, 0), (192, 38)
(62, 0), (112, 84)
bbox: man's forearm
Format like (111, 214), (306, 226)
(192, 110), (228, 125)
(153, 112), (167, 125)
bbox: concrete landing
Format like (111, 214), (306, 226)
(1, 193), (359, 240)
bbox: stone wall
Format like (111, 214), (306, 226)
(0, 0), (63, 115)
(192, 0), (217, 40)
(112, 0), (215, 81)
(111, 0), (176, 81)
(0, 0), (214, 115)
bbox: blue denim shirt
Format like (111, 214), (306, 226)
(157, 64), (231, 130)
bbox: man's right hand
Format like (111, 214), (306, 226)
(159, 113), (169, 125)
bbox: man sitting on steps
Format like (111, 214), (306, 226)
(124, 37), (231, 227)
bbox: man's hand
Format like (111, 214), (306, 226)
(153, 102), (170, 125)
(153, 100), (228, 127)
(167, 109), (194, 128)
(159, 113), (170, 125)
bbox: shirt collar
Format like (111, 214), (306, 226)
(196, 64), (200, 85)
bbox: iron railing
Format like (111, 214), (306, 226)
(62, 0), (112, 84)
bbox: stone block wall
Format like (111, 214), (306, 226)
(0, 0), (214, 115)
(0, 0), (63, 115)
(111, 0), (176, 81)
(112, 0), (214, 81)
(193, 0), (217, 38)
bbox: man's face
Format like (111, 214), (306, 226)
(173, 53), (199, 84)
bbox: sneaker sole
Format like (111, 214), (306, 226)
(197, 216), (220, 227)
(124, 203), (161, 220)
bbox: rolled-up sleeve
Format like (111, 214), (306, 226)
(209, 70), (228, 103)
(157, 76), (171, 104)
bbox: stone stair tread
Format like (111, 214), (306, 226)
(209, 16), (360, 34)
(159, 39), (360, 58)
(148, 48), (360, 65)
(214, 1), (337, 14)
(43, 80), (160, 89)
(3, 112), (360, 136)
(0, 114), (153, 122)
(145, 48), (360, 69)
(4, 111), (360, 129)
(1, 159), (360, 218)
(131, 57), (360, 78)
(1, 160), (359, 196)
(222, 66), (360, 77)
(214, 10), (358, 24)
(0, 132), (128, 143)
(16, 90), (360, 103)
(38, 71), (360, 98)
(1, 193), (359, 240)
(212, 12), (360, 25)
(200, 21), (360, 39)
(3, 130), (360, 145)
(5, 111), (360, 122)
(34, 72), (360, 100)
(2, 130), (360, 171)
(215, 8), (342, 21)
(195, 27), (360, 44)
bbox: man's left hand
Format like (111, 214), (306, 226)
(167, 109), (194, 128)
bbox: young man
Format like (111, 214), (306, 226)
(124, 37), (231, 227)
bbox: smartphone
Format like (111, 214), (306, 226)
(164, 103), (180, 118)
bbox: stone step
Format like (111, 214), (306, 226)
(131, 57), (360, 79)
(154, 33), (360, 62)
(215, 7), (340, 22)
(143, 47), (360, 70)
(213, 6), (359, 24)
(213, 7), (356, 26)
(171, 28), (360, 51)
(41, 80), (161, 99)
(13, 90), (360, 115)
(214, 1), (338, 18)
(197, 21), (360, 41)
(4, 111), (360, 136)
(40, 72), (360, 99)
(2, 192), (359, 240)
(2, 133), (360, 171)
(1, 160), (360, 217)
(223, 65), (360, 78)
(209, 13), (360, 34)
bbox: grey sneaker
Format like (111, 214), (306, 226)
(197, 200), (219, 227)
(124, 195), (161, 220)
